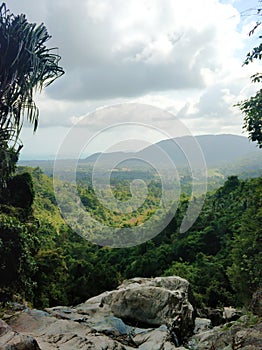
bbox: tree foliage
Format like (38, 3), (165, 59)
(0, 172), (39, 301)
(237, 1), (262, 147)
(239, 90), (262, 147)
(0, 3), (64, 186)
(0, 167), (261, 309)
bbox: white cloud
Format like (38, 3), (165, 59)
(6, 0), (260, 158)
(8, 0), (244, 101)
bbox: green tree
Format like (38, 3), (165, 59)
(227, 178), (262, 305)
(33, 249), (69, 307)
(237, 2), (262, 147)
(0, 213), (39, 301)
(0, 3), (64, 186)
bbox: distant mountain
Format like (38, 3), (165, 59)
(82, 151), (134, 164)
(84, 134), (260, 169)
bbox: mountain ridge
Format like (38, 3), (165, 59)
(83, 134), (260, 168)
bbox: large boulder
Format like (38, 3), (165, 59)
(100, 276), (195, 340)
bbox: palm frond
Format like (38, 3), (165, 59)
(0, 2), (64, 185)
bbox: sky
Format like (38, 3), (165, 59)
(6, 0), (261, 159)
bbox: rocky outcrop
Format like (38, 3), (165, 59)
(0, 276), (194, 349)
(1, 307), (177, 349)
(3, 309), (128, 350)
(0, 277), (261, 350)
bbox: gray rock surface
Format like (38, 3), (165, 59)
(2, 276), (193, 349)
(194, 317), (212, 334)
(101, 276), (195, 339)
(1, 277), (261, 349)
(189, 316), (262, 350)
(133, 326), (174, 350)
(2, 309), (177, 349)
(0, 319), (41, 350)
(5, 310), (126, 350)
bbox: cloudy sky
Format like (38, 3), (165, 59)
(6, 0), (261, 159)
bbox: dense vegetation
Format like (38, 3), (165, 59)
(0, 167), (261, 310)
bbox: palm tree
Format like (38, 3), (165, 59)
(0, 2), (64, 186)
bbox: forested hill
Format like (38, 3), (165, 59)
(83, 134), (259, 168)
(0, 167), (261, 310)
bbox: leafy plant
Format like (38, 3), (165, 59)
(0, 3), (64, 186)
(237, 2), (262, 147)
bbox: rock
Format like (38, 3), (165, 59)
(1, 276), (262, 349)
(133, 325), (175, 349)
(0, 276), (195, 349)
(40, 332), (126, 350)
(198, 308), (223, 326)
(88, 315), (130, 336)
(101, 276), (195, 340)
(117, 276), (191, 292)
(0, 319), (40, 350)
(76, 290), (113, 317)
(250, 288), (262, 317)
(223, 307), (242, 322)
(6, 310), (126, 350)
(45, 305), (86, 322)
(197, 306), (242, 327)
(194, 318), (212, 334)
(190, 318), (262, 350)
(3, 306), (175, 349)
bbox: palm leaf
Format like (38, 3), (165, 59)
(0, 2), (64, 185)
